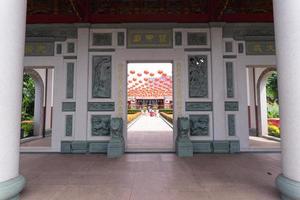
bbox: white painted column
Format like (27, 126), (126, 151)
(74, 28), (89, 141)
(273, 1), (300, 199)
(0, 0), (27, 198)
(210, 25), (226, 140)
(45, 69), (53, 129)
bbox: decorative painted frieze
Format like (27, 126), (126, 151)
(25, 42), (54, 56)
(175, 32), (182, 46)
(188, 55), (208, 98)
(127, 29), (173, 48)
(238, 43), (244, 54)
(91, 115), (111, 136)
(66, 63), (74, 99)
(246, 41), (275, 55)
(67, 42), (75, 53)
(225, 41), (233, 53)
(92, 56), (112, 98)
(92, 33), (112, 46)
(228, 114), (236, 136)
(56, 43), (62, 54)
(225, 62), (235, 98)
(62, 102), (76, 112)
(225, 101), (239, 111)
(185, 102), (213, 111)
(88, 102), (115, 111)
(65, 115), (73, 136)
(187, 32), (207, 46)
(117, 32), (125, 46)
(189, 115), (209, 136)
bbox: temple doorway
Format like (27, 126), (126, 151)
(126, 63), (174, 152)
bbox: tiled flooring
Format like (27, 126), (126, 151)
(249, 136), (280, 150)
(20, 153), (281, 200)
(127, 115), (173, 151)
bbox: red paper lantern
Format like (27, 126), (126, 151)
(130, 70), (135, 74)
(150, 73), (155, 77)
(144, 70), (149, 75)
(137, 73), (142, 77)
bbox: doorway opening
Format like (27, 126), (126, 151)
(20, 67), (54, 148)
(126, 62), (173, 151)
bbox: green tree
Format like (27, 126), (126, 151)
(266, 72), (278, 104)
(22, 74), (35, 121)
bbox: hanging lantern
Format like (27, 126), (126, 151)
(137, 73), (142, 77)
(150, 73), (155, 77)
(162, 73), (167, 77)
(130, 70), (135, 74)
(144, 70), (149, 75)
(144, 78), (148, 81)
(133, 78), (137, 82)
(139, 80), (142, 83)
(128, 80), (132, 83)
(158, 70), (163, 74)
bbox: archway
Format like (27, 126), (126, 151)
(22, 69), (44, 137)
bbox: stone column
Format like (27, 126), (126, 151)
(0, 0), (27, 199)
(273, 1), (300, 199)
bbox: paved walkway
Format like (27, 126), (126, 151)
(20, 153), (281, 200)
(249, 136), (281, 151)
(127, 114), (173, 151)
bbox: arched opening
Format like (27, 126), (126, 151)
(21, 69), (44, 138)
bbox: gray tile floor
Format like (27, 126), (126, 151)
(20, 153), (281, 200)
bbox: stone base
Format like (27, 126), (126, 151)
(276, 174), (300, 200)
(107, 138), (124, 158)
(176, 138), (193, 157)
(0, 175), (26, 200)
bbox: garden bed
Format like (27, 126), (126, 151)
(160, 112), (173, 124)
(127, 112), (142, 123)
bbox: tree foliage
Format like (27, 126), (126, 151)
(266, 72), (278, 104)
(22, 74), (35, 121)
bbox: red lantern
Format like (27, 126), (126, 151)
(130, 70), (135, 74)
(144, 70), (149, 75)
(128, 80), (132, 83)
(150, 73), (155, 77)
(133, 78), (137, 82)
(137, 73), (142, 77)
(158, 70), (163, 74)
(162, 73), (167, 77)
(139, 80), (142, 83)
(144, 78), (148, 81)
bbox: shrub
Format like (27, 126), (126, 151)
(128, 109), (141, 114)
(268, 124), (280, 138)
(160, 112), (173, 124)
(159, 109), (173, 114)
(127, 112), (141, 123)
(21, 121), (34, 138)
(267, 103), (280, 118)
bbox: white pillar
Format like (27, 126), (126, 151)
(74, 27), (89, 141)
(0, 0), (27, 199)
(210, 24), (227, 141)
(273, 1), (300, 199)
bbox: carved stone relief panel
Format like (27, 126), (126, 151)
(188, 55), (208, 98)
(93, 33), (112, 46)
(225, 62), (234, 98)
(175, 32), (182, 46)
(228, 114), (236, 136)
(189, 114), (209, 136)
(187, 32), (207, 46)
(66, 63), (74, 99)
(91, 115), (111, 136)
(185, 102), (213, 111)
(225, 101), (239, 111)
(117, 32), (125, 46)
(65, 115), (73, 136)
(92, 56), (112, 98)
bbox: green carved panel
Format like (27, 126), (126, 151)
(62, 102), (76, 112)
(188, 55), (208, 98)
(238, 43), (244, 54)
(127, 29), (173, 48)
(65, 115), (73, 136)
(66, 63), (74, 99)
(225, 101), (239, 111)
(189, 115), (209, 136)
(187, 32), (207, 46)
(175, 32), (182, 46)
(230, 141), (240, 153)
(67, 42), (75, 53)
(88, 102), (115, 111)
(89, 142), (108, 153)
(185, 102), (213, 111)
(213, 141), (230, 153)
(56, 43), (62, 54)
(25, 42), (54, 56)
(225, 62), (234, 98)
(61, 141), (72, 153)
(117, 32), (125, 46)
(71, 141), (88, 153)
(192, 141), (212, 153)
(225, 41), (233, 52)
(92, 56), (112, 98)
(246, 41), (275, 55)
(93, 33), (112, 46)
(228, 114), (236, 136)
(91, 115), (111, 136)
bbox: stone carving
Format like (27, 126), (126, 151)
(91, 115), (111, 136)
(111, 118), (123, 139)
(225, 62), (234, 98)
(62, 102), (76, 112)
(66, 63), (74, 99)
(117, 32), (125, 46)
(92, 56), (112, 98)
(177, 117), (190, 139)
(188, 55), (208, 98)
(225, 101), (239, 111)
(56, 43), (62, 54)
(67, 42), (75, 53)
(93, 33), (112, 46)
(175, 32), (182, 46)
(189, 115), (209, 136)
(88, 102), (115, 111)
(187, 32), (207, 46)
(238, 43), (244, 53)
(246, 41), (275, 55)
(228, 114), (236, 136)
(65, 115), (73, 136)
(25, 42), (54, 56)
(185, 102), (213, 111)
(225, 41), (233, 52)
